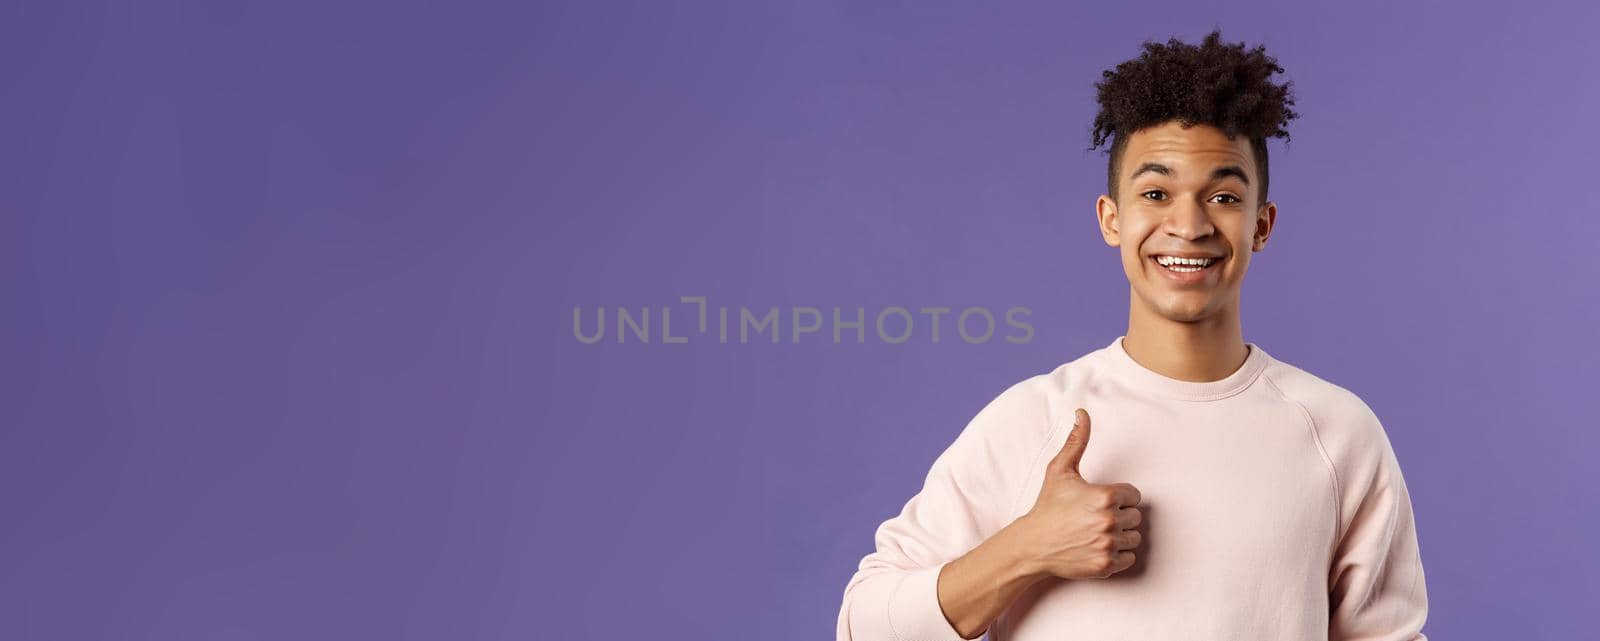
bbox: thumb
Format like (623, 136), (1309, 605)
(1051, 408), (1092, 479)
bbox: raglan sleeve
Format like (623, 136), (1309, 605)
(1326, 400), (1430, 641)
(835, 379), (1053, 641)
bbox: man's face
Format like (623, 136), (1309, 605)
(1095, 120), (1277, 324)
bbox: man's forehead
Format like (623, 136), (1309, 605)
(1125, 124), (1253, 175)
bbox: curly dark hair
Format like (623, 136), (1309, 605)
(1089, 28), (1299, 206)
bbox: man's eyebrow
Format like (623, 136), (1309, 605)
(1129, 162), (1251, 185)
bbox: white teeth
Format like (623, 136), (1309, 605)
(1155, 255), (1216, 267)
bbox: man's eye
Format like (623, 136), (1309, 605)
(1141, 191), (1239, 204)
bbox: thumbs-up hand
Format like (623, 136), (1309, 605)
(1013, 408), (1144, 580)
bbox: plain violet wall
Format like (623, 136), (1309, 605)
(2, 1), (1596, 639)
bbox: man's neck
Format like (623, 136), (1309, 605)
(1123, 307), (1249, 383)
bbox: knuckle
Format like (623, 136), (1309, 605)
(1097, 489), (1118, 508)
(1093, 556), (1114, 575)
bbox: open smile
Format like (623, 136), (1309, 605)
(1149, 254), (1223, 284)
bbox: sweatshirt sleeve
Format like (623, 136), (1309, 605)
(836, 379), (1053, 641)
(1326, 401), (1430, 641)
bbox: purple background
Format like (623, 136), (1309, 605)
(3, 1), (1596, 639)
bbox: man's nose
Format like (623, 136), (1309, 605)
(1163, 199), (1216, 240)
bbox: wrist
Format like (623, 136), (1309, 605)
(994, 515), (1047, 584)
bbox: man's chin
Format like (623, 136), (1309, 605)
(1150, 299), (1221, 324)
(1132, 287), (1231, 323)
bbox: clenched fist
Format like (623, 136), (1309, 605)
(1013, 408), (1144, 580)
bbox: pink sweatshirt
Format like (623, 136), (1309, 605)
(837, 335), (1428, 641)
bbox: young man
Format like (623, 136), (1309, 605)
(836, 30), (1429, 641)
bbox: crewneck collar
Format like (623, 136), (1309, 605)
(1100, 334), (1270, 402)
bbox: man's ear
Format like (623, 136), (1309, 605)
(1252, 201), (1277, 251)
(1095, 194), (1121, 247)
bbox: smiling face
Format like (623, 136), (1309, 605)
(1095, 120), (1277, 325)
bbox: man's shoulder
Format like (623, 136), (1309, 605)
(1260, 354), (1388, 450)
(997, 344), (1111, 407)
(962, 348), (1108, 442)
